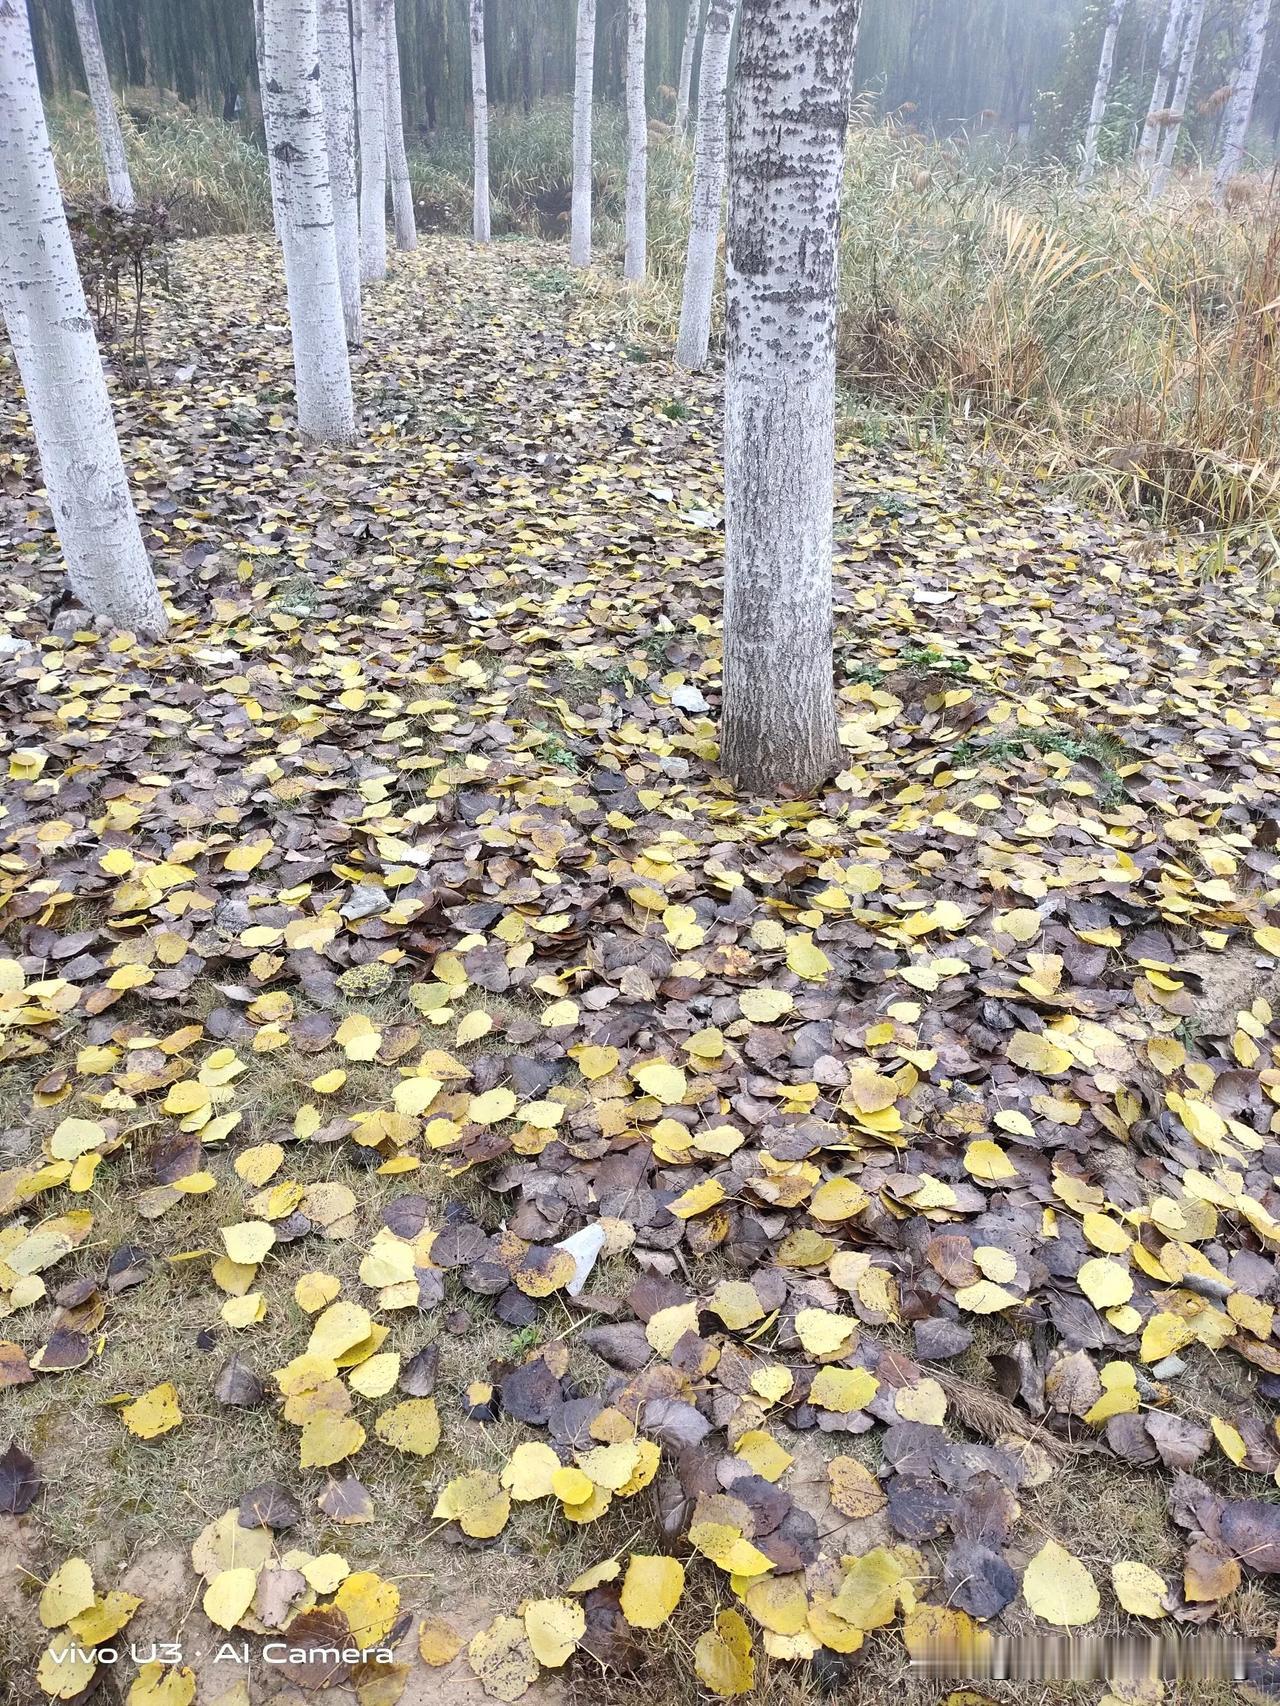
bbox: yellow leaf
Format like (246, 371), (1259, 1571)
(203, 1567), (258, 1630)
(1008, 1031), (1073, 1076)
(809, 1366), (879, 1412)
(786, 931), (832, 982)
(334, 1571), (400, 1645)
(738, 988), (793, 1023)
(39, 1559), (95, 1629)
(311, 1069), (347, 1095)
(433, 1470), (510, 1538)
(1111, 1560), (1167, 1619)
(1077, 1257), (1133, 1310)
(523, 1597), (585, 1667)
(299, 1414), (366, 1468)
(809, 1177), (870, 1221)
(694, 1609), (755, 1697)
(392, 1077), (443, 1117)
(631, 1059), (687, 1102)
(469, 1087), (517, 1124)
(37, 1642), (96, 1700)
(121, 1381), (182, 1439)
(374, 1398), (441, 1457)
(220, 1222), (276, 1265)
(964, 1140), (1017, 1182)
(467, 1615), (539, 1704)
(620, 1555), (685, 1629)
(418, 1616), (464, 1667)
(1023, 1539), (1100, 1627)
(574, 1044), (620, 1080)
(501, 1441), (561, 1501)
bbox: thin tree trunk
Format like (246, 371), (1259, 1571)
(317, 0), (362, 343)
(1151, 0), (1207, 197)
(69, 0), (134, 210)
(0, 0), (165, 634)
(470, 0), (492, 241)
(385, 0), (417, 249)
(570, 0), (596, 267)
(262, 0), (357, 443)
(1079, 0), (1126, 185)
(722, 0), (860, 797)
(255, 0), (285, 237)
(675, 0), (704, 135)
(1213, 0), (1273, 202)
(359, 0), (389, 281)
(624, 0), (647, 281)
(675, 0), (736, 368)
(1138, 0), (1189, 166)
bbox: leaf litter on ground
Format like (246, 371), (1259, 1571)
(2, 234), (1280, 1702)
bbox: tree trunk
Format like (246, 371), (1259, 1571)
(722, 0), (860, 798)
(359, 0), (389, 281)
(570, 0), (596, 267)
(1213, 0), (1273, 202)
(1151, 0), (1206, 197)
(623, 0), (647, 280)
(1078, 0), (1126, 185)
(1138, 0), (1188, 166)
(0, 0), (165, 634)
(385, 0), (417, 249)
(262, 0), (357, 443)
(675, 0), (736, 368)
(255, 0), (285, 237)
(70, 0), (135, 210)
(470, 0), (492, 241)
(676, 0), (704, 135)
(317, 0), (362, 343)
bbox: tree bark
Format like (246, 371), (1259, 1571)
(317, 0), (362, 343)
(722, 0), (860, 798)
(1213, 0), (1273, 202)
(570, 0), (596, 267)
(255, 0), (285, 237)
(675, 0), (704, 135)
(675, 0), (736, 368)
(0, 0), (165, 634)
(1078, 0), (1125, 185)
(69, 0), (134, 210)
(384, 0), (417, 249)
(262, 0), (357, 443)
(623, 0), (647, 281)
(1138, 0), (1188, 167)
(359, 0), (389, 281)
(470, 0), (492, 241)
(1151, 0), (1206, 197)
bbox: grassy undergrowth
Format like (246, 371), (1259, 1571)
(46, 93), (1280, 545)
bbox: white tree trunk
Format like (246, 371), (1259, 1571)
(69, 0), (134, 211)
(570, 0), (596, 267)
(1213, 0), (1273, 203)
(0, 0), (165, 634)
(675, 0), (737, 369)
(255, 0), (286, 237)
(359, 0), (389, 281)
(470, 0), (492, 242)
(1138, 0), (1188, 167)
(384, 0), (417, 250)
(1150, 0), (1206, 198)
(624, 0), (648, 281)
(1078, 0), (1126, 185)
(676, 0), (705, 136)
(722, 0), (859, 797)
(317, 0), (362, 343)
(262, 0), (357, 444)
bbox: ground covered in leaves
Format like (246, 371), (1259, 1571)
(4, 235), (1280, 1706)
